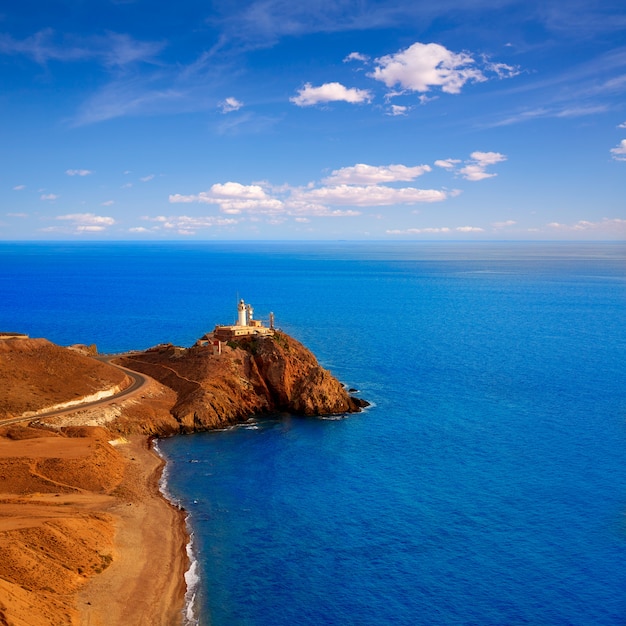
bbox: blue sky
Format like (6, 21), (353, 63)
(1, 0), (625, 240)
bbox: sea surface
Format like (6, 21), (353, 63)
(1, 241), (625, 625)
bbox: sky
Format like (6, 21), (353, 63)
(1, 0), (625, 241)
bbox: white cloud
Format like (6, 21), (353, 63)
(169, 159), (457, 221)
(140, 174), (155, 182)
(387, 227), (451, 234)
(290, 82), (372, 106)
(66, 169), (93, 176)
(370, 42), (486, 95)
(492, 220), (517, 228)
(293, 184), (447, 206)
(170, 182), (285, 215)
(76, 225), (107, 232)
(7, 212), (28, 218)
(40, 193), (59, 200)
(343, 52), (369, 63)
(387, 104), (408, 116)
(138, 215), (240, 234)
(219, 97), (244, 113)
(547, 218), (626, 232)
(434, 158), (460, 170)
(456, 226), (485, 232)
(618, 121), (626, 129)
(483, 61), (520, 79)
(610, 139), (626, 161)
(101, 200), (115, 206)
(323, 163), (431, 185)
(13, 185), (26, 191)
(388, 224), (484, 235)
(56, 213), (115, 226)
(459, 151), (507, 181)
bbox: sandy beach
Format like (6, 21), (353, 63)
(78, 436), (189, 626)
(0, 426), (189, 626)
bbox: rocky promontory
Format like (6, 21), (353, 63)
(118, 331), (367, 432)
(0, 329), (366, 625)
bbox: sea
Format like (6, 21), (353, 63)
(1, 241), (625, 625)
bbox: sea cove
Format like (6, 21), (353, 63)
(1, 241), (626, 625)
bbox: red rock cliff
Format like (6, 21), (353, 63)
(118, 331), (367, 432)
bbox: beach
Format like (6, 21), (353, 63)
(0, 384), (190, 625)
(78, 436), (189, 626)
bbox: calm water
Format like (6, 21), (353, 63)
(1, 241), (625, 625)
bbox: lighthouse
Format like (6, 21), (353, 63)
(237, 299), (247, 326)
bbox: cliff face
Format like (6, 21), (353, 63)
(118, 331), (367, 432)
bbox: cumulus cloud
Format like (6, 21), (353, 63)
(370, 42), (487, 95)
(40, 193), (59, 200)
(219, 97), (243, 113)
(460, 151), (507, 181)
(170, 182), (285, 215)
(290, 82), (372, 106)
(610, 139), (626, 161)
(66, 169), (93, 176)
(292, 184), (447, 206)
(323, 163), (431, 185)
(168, 158), (459, 222)
(618, 121), (626, 129)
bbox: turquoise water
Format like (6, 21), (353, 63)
(1, 241), (625, 624)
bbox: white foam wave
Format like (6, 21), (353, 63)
(183, 528), (201, 626)
(152, 439), (200, 625)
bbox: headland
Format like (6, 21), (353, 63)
(0, 301), (366, 625)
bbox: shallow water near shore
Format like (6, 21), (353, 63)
(2, 241), (626, 625)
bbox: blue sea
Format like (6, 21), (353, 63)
(1, 241), (625, 625)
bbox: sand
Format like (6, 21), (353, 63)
(0, 427), (189, 626)
(78, 436), (189, 626)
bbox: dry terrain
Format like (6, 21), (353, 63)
(0, 332), (365, 625)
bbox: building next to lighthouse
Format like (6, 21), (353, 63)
(212, 299), (275, 342)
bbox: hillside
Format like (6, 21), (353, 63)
(0, 338), (130, 419)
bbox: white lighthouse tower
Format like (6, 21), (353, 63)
(237, 299), (247, 326)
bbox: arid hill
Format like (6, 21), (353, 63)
(0, 338), (129, 419)
(118, 331), (367, 432)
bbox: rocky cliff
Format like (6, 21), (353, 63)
(118, 331), (367, 432)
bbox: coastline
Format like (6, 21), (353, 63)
(77, 435), (189, 626)
(153, 438), (201, 626)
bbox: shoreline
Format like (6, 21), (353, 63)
(77, 435), (190, 626)
(153, 437), (201, 626)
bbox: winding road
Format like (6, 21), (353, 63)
(0, 356), (149, 428)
